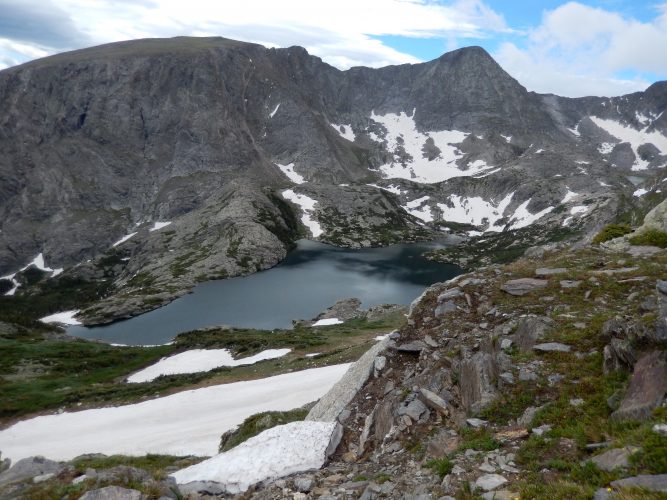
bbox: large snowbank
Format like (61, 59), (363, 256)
(172, 421), (338, 494)
(0, 363), (351, 462)
(127, 348), (291, 383)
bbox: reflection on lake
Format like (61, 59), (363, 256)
(68, 239), (462, 345)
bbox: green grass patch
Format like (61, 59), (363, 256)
(0, 336), (175, 419)
(628, 229), (667, 248)
(592, 223), (632, 244)
(425, 457), (454, 478)
(218, 407), (309, 452)
(457, 428), (501, 452)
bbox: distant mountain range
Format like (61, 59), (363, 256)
(1, 36), (665, 322)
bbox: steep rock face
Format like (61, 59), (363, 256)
(1, 36), (666, 304)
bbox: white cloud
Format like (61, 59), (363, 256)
(1, 0), (509, 69)
(494, 2), (667, 97)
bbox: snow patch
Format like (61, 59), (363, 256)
(171, 421), (337, 494)
(149, 221), (172, 232)
(590, 116), (667, 170)
(281, 189), (323, 238)
(561, 189), (578, 204)
(269, 103), (280, 118)
(369, 110), (482, 183)
(474, 167), (501, 178)
(40, 310), (82, 326)
(312, 318), (343, 327)
(366, 183), (404, 195)
(568, 123), (581, 137)
(127, 349), (292, 383)
(509, 200), (554, 229)
(535, 148), (544, 154)
(437, 192), (514, 232)
(501, 134), (512, 143)
(112, 232), (137, 247)
(275, 163), (305, 184)
(0, 363), (351, 462)
(598, 142), (615, 154)
(570, 205), (588, 215)
(599, 181), (611, 187)
(2, 253), (60, 295)
(633, 188), (648, 197)
(330, 123), (355, 142)
(403, 195), (433, 223)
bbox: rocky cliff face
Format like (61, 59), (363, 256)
(1, 36), (666, 320)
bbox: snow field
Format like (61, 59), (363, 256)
(275, 162), (305, 184)
(281, 189), (323, 237)
(369, 110), (493, 183)
(0, 363), (352, 462)
(39, 310), (82, 326)
(590, 116), (667, 170)
(172, 421), (338, 494)
(127, 348), (292, 383)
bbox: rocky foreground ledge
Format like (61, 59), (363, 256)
(2, 239), (665, 499)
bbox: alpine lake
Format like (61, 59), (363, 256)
(68, 239), (462, 345)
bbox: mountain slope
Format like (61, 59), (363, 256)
(0, 36), (666, 322)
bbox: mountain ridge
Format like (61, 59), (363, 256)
(0, 36), (665, 324)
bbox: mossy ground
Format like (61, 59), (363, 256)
(480, 248), (667, 499)
(0, 312), (405, 424)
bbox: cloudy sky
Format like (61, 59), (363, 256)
(0, 0), (665, 97)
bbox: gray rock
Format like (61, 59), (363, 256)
(294, 476), (314, 492)
(96, 466), (151, 484)
(398, 398), (428, 421)
(438, 288), (463, 301)
(518, 368), (538, 382)
(560, 280), (582, 288)
(32, 472), (55, 483)
(499, 372), (515, 385)
(535, 267), (567, 277)
(374, 356), (387, 373)
(593, 488), (611, 500)
(459, 352), (498, 414)
(435, 301), (458, 317)
(533, 342), (571, 353)
(79, 486), (143, 500)
(531, 424), (552, 436)
(612, 350), (667, 421)
(610, 474), (667, 492)
(466, 418), (488, 428)
(512, 316), (554, 351)
(501, 278), (548, 296)
(587, 446), (639, 471)
(396, 341), (428, 353)
(178, 481), (226, 496)
(474, 474), (508, 491)
(518, 406), (539, 427)
(0, 456), (64, 487)
(307, 338), (389, 422)
(419, 388), (452, 416)
(500, 338), (513, 350)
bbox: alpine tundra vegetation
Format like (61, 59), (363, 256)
(0, 15), (666, 500)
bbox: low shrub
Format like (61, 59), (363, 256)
(628, 229), (667, 248)
(592, 224), (632, 244)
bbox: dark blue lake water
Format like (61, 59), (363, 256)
(68, 239), (461, 345)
